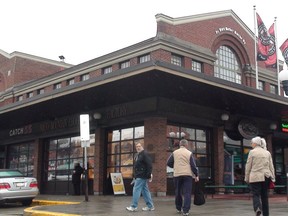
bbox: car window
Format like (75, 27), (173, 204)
(0, 170), (24, 178)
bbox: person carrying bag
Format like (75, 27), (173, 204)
(193, 182), (205, 206)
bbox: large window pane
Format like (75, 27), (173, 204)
(166, 125), (211, 179)
(106, 126), (144, 179)
(214, 46), (241, 84)
(121, 128), (133, 140)
(7, 143), (34, 177)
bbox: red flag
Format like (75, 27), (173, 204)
(264, 23), (277, 68)
(256, 13), (270, 61)
(280, 38), (288, 66)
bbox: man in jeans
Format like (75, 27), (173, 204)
(126, 142), (154, 212)
(167, 139), (199, 216)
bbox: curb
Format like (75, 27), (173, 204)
(23, 200), (81, 216)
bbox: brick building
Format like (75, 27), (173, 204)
(0, 10), (287, 196)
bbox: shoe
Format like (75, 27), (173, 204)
(126, 206), (137, 212)
(176, 209), (182, 214)
(256, 208), (261, 216)
(256, 209), (261, 216)
(182, 212), (189, 216)
(142, 206), (155, 211)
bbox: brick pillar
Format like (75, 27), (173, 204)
(144, 117), (167, 197)
(94, 127), (104, 195)
(35, 139), (42, 191)
(265, 134), (273, 153)
(213, 126), (224, 186)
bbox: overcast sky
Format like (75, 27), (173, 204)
(1, 0), (287, 65)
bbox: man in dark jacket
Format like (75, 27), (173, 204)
(126, 143), (154, 212)
(72, 163), (83, 195)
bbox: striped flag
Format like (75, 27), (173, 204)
(264, 23), (277, 68)
(256, 13), (271, 61)
(280, 38), (288, 66)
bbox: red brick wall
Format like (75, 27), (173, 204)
(11, 57), (64, 88)
(94, 127), (105, 195)
(144, 117), (168, 196)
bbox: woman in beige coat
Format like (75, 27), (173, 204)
(245, 136), (275, 216)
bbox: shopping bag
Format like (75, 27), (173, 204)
(268, 180), (275, 189)
(193, 182), (205, 206)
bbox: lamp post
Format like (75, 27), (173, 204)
(279, 69), (288, 95)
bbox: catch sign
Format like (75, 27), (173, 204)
(80, 114), (90, 141)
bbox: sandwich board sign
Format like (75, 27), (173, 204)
(110, 173), (126, 195)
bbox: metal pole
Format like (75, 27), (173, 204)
(84, 144), (88, 202)
(286, 168), (288, 201)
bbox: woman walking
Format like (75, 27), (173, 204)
(244, 136), (275, 216)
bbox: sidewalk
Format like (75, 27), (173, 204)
(24, 194), (288, 216)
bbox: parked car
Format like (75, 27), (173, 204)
(0, 169), (39, 206)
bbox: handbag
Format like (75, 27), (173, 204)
(193, 182), (205, 206)
(268, 179), (275, 189)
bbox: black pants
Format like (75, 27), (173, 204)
(73, 182), (81, 195)
(250, 178), (270, 216)
(173, 176), (193, 214)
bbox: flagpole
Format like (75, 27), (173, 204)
(274, 17), (281, 95)
(253, 5), (259, 89)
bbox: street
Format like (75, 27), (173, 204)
(0, 203), (25, 216)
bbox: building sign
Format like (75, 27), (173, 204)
(281, 122), (288, 132)
(215, 27), (246, 44)
(9, 124), (32, 137)
(238, 119), (258, 139)
(39, 116), (79, 133)
(105, 105), (127, 119)
(110, 173), (126, 195)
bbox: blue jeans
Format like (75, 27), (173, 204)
(130, 178), (154, 208)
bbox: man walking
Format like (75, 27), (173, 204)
(167, 139), (199, 216)
(126, 142), (154, 212)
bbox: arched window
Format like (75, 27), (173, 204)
(214, 46), (242, 84)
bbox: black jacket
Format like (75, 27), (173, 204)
(72, 165), (84, 183)
(134, 150), (152, 179)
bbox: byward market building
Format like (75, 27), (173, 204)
(0, 10), (287, 196)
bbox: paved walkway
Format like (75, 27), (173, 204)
(24, 194), (288, 216)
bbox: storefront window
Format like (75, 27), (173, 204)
(224, 132), (251, 183)
(46, 134), (95, 182)
(7, 142), (35, 176)
(106, 126), (144, 179)
(274, 147), (284, 174)
(166, 125), (212, 179)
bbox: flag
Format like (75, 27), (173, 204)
(280, 38), (288, 66)
(256, 13), (271, 61)
(264, 23), (277, 68)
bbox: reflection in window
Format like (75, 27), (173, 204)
(166, 125), (211, 179)
(46, 134), (95, 182)
(106, 126), (144, 178)
(171, 54), (183, 67)
(7, 142), (35, 176)
(139, 54), (151, 63)
(192, 60), (202, 72)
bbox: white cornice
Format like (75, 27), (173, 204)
(0, 49), (73, 68)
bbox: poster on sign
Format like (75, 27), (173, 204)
(110, 173), (126, 195)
